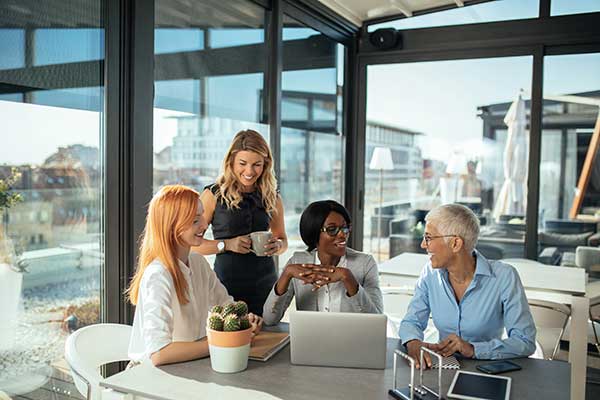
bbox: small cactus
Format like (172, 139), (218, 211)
(221, 303), (237, 317)
(233, 301), (248, 317)
(239, 315), (250, 330)
(223, 314), (241, 331)
(210, 304), (223, 315)
(207, 313), (224, 331)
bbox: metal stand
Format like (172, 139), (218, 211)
(388, 348), (444, 400)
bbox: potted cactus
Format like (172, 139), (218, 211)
(206, 300), (253, 373)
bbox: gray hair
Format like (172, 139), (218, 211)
(424, 204), (480, 252)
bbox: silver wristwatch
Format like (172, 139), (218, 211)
(216, 240), (226, 254)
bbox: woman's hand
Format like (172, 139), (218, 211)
(274, 263), (317, 295)
(264, 237), (284, 256)
(310, 266), (359, 296)
(224, 235), (252, 254)
(428, 334), (474, 358)
(248, 313), (263, 338)
(406, 340), (434, 370)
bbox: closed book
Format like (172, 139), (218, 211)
(249, 331), (290, 362)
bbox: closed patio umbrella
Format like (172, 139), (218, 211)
(493, 90), (529, 221)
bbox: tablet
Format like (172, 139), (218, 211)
(447, 370), (511, 400)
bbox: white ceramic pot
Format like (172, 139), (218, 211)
(0, 264), (23, 351)
(207, 327), (252, 373)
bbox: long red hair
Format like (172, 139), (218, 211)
(126, 185), (200, 305)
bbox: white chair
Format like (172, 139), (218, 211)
(528, 299), (570, 360)
(382, 288), (439, 342)
(64, 323), (132, 400)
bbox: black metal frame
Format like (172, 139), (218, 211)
(104, 0), (153, 328)
(351, 8), (600, 256)
(100, 0), (359, 328)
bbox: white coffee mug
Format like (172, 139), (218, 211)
(250, 231), (272, 257)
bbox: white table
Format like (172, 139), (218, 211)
(379, 252), (589, 400)
(99, 337), (570, 400)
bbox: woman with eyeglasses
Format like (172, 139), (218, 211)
(262, 200), (383, 325)
(399, 204), (536, 369)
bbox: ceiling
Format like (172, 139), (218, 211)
(317, 0), (487, 27)
(0, 0), (490, 29)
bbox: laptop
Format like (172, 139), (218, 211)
(289, 311), (387, 369)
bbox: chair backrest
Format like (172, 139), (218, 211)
(528, 300), (570, 359)
(64, 323), (132, 400)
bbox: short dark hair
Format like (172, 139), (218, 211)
(299, 200), (352, 251)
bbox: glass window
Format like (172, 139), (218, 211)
(365, 56), (533, 262)
(539, 53), (600, 270)
(0, 4), (104, 398)
(368, 0), (538, 31)
(153, 0), (268, 194)
(280, 15), (345, 268)
(153, 0), (268, 267)
(551, 0), (600, 16)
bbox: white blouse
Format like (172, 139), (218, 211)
(128, 252), (232, 361)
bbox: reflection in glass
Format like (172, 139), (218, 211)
(368, 0), (538, 31)
(280, 15), (344, 268)
(0, 2), (103, 397)
(551, 0), (600, 16)
(539, 53), (600, 270)
(366, 56), (532, 261)
(153, 0), (268, 195)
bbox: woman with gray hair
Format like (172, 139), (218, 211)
(399, 204), (536, 368)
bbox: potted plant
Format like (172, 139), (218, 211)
(0, 168), (24, 351)
(206, 300), (252, 373)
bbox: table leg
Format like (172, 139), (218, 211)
(569, 296), (589, 400)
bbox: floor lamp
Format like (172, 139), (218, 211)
(369, 147), (394, 262)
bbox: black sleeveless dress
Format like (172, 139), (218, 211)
(207, 184), (278, 316)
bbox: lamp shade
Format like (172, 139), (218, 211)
(369, 147), (394, 170)
(445, 152), (466, 175)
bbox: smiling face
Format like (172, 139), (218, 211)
(421, 222), (455, 269)
(179, 200), (208, 247)
(232, 150), (265, 190)
(317, 211), (350, 260)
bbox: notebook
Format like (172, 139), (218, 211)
(430, 355), (460, 369)
(249, 331), (290, 362)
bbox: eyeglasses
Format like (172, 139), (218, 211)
(422, 234), (457, 246)
(321, 225), (352, 237)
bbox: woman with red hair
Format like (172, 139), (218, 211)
(126, 185), (261, 366)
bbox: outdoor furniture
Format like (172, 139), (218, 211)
(65, 323), (132, 400)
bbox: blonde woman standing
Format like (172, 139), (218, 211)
(195, 130), (288, 316)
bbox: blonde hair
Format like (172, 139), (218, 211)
(126, 185), (200, 305)
(425, 204), (480, 252)
(215, 130), (278, 215)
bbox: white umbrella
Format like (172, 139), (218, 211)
(493, 90), (529, 221)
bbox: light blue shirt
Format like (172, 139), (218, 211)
(399, 251), (537, 359)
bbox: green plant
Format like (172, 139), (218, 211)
(0, 168), (24, 267)
(0, 168), (23, 213)
(239, 315), (250, 330)
(223, 314), (241, 332)
(233, 300), (248, 317)
(208, 313), (224, 331)
(409, 221), (425, 238)
(221, 303), (237, 317)
(207, 300), (251, 332)
(210, 304), (224, 315)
